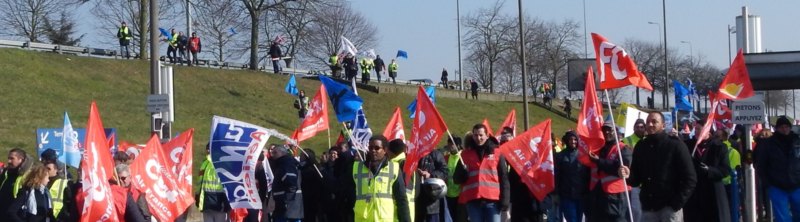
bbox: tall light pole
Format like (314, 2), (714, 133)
(582, 0), (589, 58)
(457, 0), (465, 98)
(728, 25), (735, 64)
(680, 40), (692, 64)
(517, 0), (529, 130)
(661, 0), (670, 110)
(648, 21), (662, 109)
(185, 0), (193, 63)
(150, 0), (160, 133)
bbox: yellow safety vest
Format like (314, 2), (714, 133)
(329, 56), (339, 65)
(198, 155), (224, 211)
(169, 33), (179, 47)
(49, 178), (68, 218)
(390, 153), (415, 221)
(118, 27), (131, 40)
(361, 59), (374, 74)
(722, 141), (741, 185)
(1, 171), (27, 198)
(389, 63), (398, 73)
(353, 160), (400, 222)
(446, 150), (462, 198)
(623, 135), (643, 148)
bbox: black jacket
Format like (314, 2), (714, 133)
(453, 138), (511, 210)
(416, 149), (448, 215)
(269, 44), (282, 58)
(374, 58), (385, 72)
(301, 161), (323, 221)
(8, 187), (54, 222)
(754, 132), (800, 190)
(271, 155), (304, 219)
(629, 132), (697, 211)
(0, 168), (21, 218)
(555, 147), (589, 199)
(683, 139), (731, 222)
(344, 158), (410, 222)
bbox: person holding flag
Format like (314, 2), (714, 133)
(198, 144), (231, 222)
(345, 135), (410, 222)
(454, 124), (510, 222)
(619, 112), (697, 222)
(442, 136), (467, 222)
(586, 122), (632, 222)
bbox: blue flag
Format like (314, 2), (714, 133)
(396, 50), (408, 59)
(673, 80), (693, 111)
(60, 112), (81, 168)
(686, 78), (698, 100)
(158, 28), (171, 40)
(319, 75), (363, 122)
(351, 108), (372, 151)
(407, 86), (436, 118)
(209, 116), (271, 209)
(285, 74), (298, 96)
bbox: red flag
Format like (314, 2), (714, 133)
(335, 130), (346, 145)
(404, 86), (449, 183)
(576, 67), (605, 167)
(292, 84), (330, 142)
(501, 109), (517, 135)
(382, 107), (406, 141)
(497, 119), (554, 201)
(162, 129), (195, 208)
(482, 118), (494, 136)
(718, 49), (754, 100)
(592, 33), (653, 91)
(693, 101), (720, 156)
(119, 141), (144, 160)
(130, 135), (194, 222)
(107, 133), (116, 154)
(709, 91), (732, 121)
(81, 102), (119, 222)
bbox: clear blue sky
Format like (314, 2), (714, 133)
(73, 0), (800, 82)
(346, 0), (800, 81)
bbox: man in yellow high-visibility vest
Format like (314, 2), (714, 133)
(117, 22), (133, 59)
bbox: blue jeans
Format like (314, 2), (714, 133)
(274, 217), (301, 222)
(630, 188), (642, 222)
(272, 59), (282, 73)
(560, 197), (583, 222)
(466, 201), (501, 222)
(768, 186), (800, 222)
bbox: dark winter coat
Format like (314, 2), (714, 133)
(7, 187), (54, 222)
(301, 161), (323, 222)
(509, 168), (546, 222)
(416, 149), (448, 216)
(684, 139), (731, 222)
(271, 155), (304, 219)
(554, 147), (589, 200)
(754, 132), (800, 191)
(629, 132), (697, 211)
(269, 44), (282, 58)
(586, 141), (632, 222)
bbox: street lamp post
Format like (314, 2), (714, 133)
(517, 0), (529, 130)
(457, 0), (465, 98)
(728, 25), (735, 64)
(648, 21), (662, 109)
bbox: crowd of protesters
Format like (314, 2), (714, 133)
(2, 112), (799, 222)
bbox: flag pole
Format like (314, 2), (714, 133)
(445, 129), (466, 166)
(327, 127), (331, 150)
(341, 122), (367, 162)
(603, 89), (635, 222)
(295, 145), (324, 179)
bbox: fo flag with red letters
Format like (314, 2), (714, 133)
(404, 86), (449, 183)
(80, 102), (118, 222)
(292, 84), (330, 142)
(382, 107), (406, 141)
(576, 67), (605, 167)
(210, 116), (272, 209)
(497, 119), (554, 201)
(162, 129), (195, 205)
(131, 135), (193, 222)
(592, 33), (653, 91)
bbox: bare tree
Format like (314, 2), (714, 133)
(239, 0), (293, 70)
(43, 11), (84, 46)
(462, 1), (514, 93)
(539, 20), (581, 98)
(91, 0), (178, 59)
(301, 0), (377, 69)
(263, 0), (328, 68)
(0, 0), (81, 42)
(194, 0), (248, 62)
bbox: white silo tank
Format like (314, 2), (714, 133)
(736, 14), (762, 53)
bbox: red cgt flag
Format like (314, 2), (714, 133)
(131, 135), (194, 222)
(482, 118), (494, 137)
(497, 119), (554, 202)
(718, 49), (754, 100)
(576, 67), (605, 167)
(693, 101), (720, 156)
(592, 33), (653, 91)
(292, 84), (330, 142)
(501, 109), (517, 136)
(382, 107), (406, 141)
(709, 91), (732, 121)
(404, 86), (449, 183)
(80, 102), (119, 222)
(162, 128), (196, 208)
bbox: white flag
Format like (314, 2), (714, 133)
(340, 36), (358, 56)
